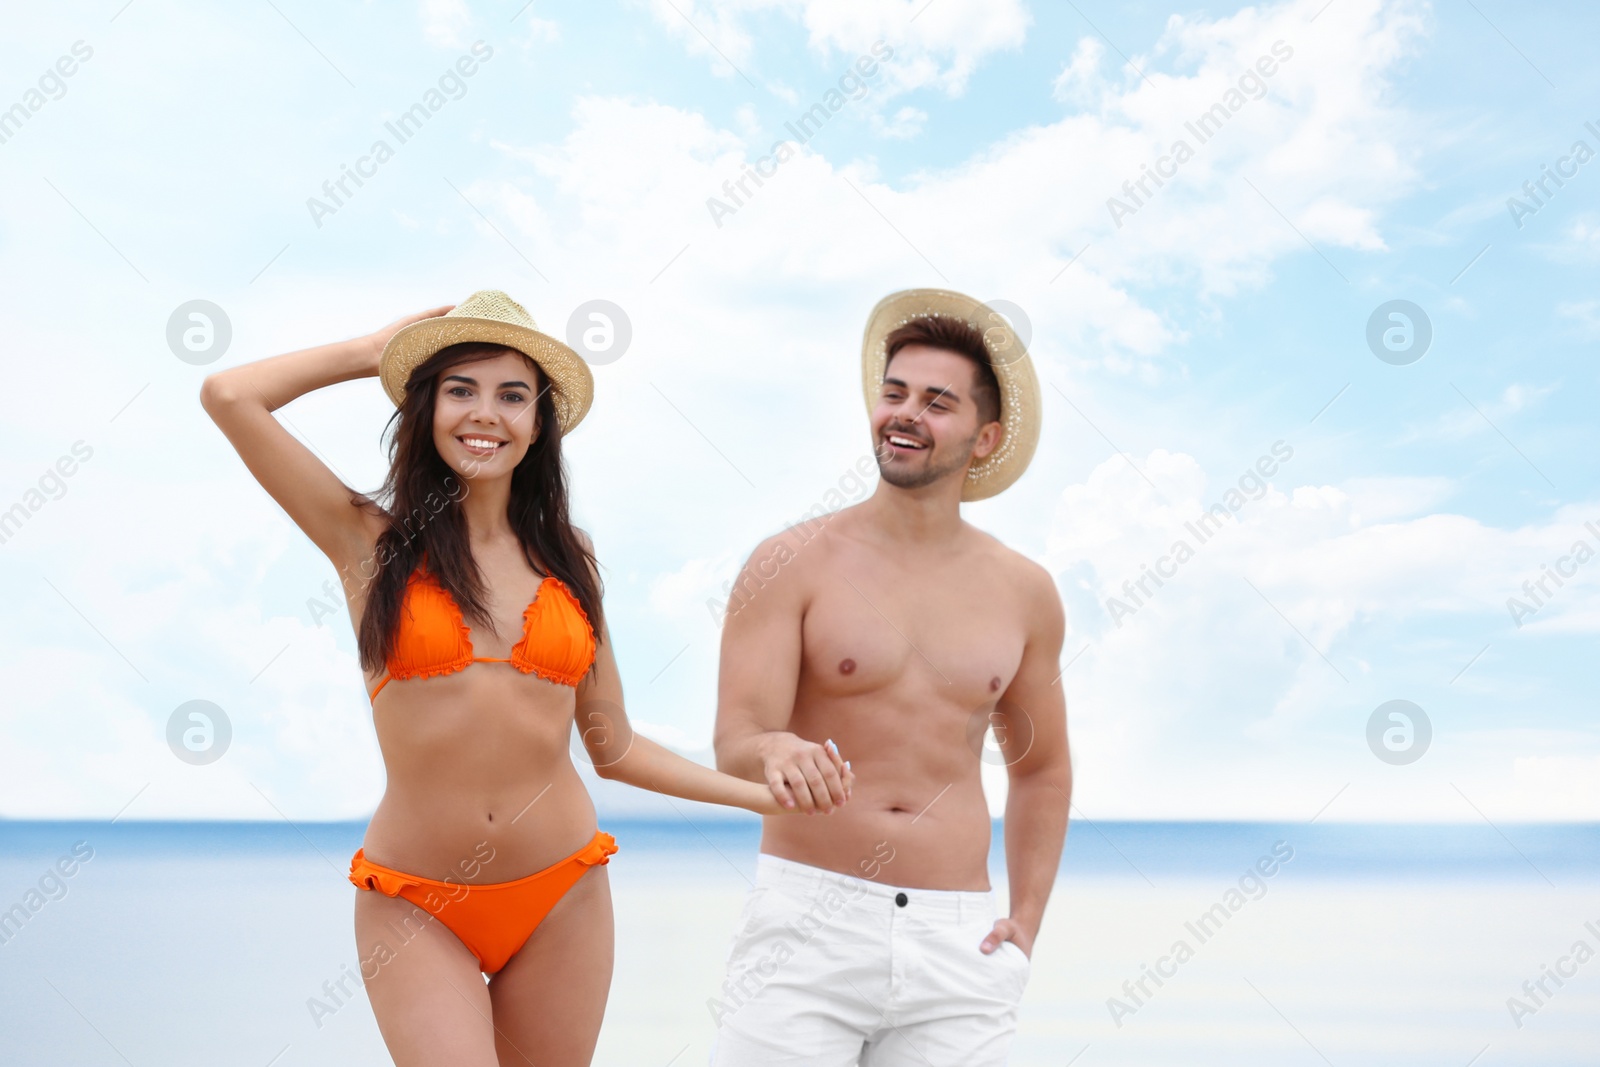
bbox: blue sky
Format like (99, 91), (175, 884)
(0, 0), (1595, 822)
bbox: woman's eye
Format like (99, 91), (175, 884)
(502, 392), (525, 403)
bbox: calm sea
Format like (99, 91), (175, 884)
(3, 820), (1597, 1065)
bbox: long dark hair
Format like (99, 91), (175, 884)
(354, 341), (602, 674)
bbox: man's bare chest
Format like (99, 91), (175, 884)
(798, 565), (1027, 709)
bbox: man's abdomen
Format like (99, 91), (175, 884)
(759, 777), (994, 891)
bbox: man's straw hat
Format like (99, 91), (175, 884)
(860, 288), (1041, 502)
(379, 290), (594, 435)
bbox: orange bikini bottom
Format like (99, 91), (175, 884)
(348, 830), (617, 974)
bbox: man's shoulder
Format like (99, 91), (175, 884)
(965, 526), (1049, 579)
(740, 509), (850, 582)
(767, 501), (868, 557)
(965, 527), (1060, 606)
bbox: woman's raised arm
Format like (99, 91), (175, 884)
(198, 306), (451, 570)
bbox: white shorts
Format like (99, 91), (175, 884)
(709, 853), (1031, 1066)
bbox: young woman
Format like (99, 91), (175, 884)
(200, 292), (853, 1066)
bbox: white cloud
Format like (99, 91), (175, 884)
(1560, 211), (1600, 259)
(0, 467), (388, 819)
(643, 0), (1030, 95)
(788, 0), (1030, 96)
(1404, 381), (1560, 444)
(871, 104), (926, 139)
(1336, 476), (1458, 522)
(1041, 450), (1600, 818)
(734, 103), (762, 138)
(419, 0), (473, 48)
(640, 0), (763, 78)
(1557, 298), (1600, 337)
(515, 14), (561, 45)
(1505, 754), (1600, 811)
(1052, 36), (1105, 106)
(649, 550), (744, 620)
(426, 0), (1430, 386)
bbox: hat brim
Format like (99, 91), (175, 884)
(861, 289), (1040, 502)
(379, 317), (595, 435)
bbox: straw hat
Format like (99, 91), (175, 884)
(378, 290), (595, 435)
(860, 288), (1041, 502)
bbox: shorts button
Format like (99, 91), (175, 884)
(895, 892), (908, 907)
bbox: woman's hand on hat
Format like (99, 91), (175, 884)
(362, 305), (456, 370)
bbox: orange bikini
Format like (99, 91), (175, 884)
(349, 832), (618, 974)
(366, 564), (597, 701)
(350, 561), (613, 974)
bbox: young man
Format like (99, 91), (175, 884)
(709, 289), (1071, 1065)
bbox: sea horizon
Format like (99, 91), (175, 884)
(5, 817), (1595, 882)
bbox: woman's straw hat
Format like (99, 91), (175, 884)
(378, 290), (594, 435)
(860, 288), (1041, 502)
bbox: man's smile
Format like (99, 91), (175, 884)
(884, 430), (930, 454)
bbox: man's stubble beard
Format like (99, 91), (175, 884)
(875, 428), (979, 491)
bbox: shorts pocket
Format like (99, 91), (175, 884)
(999, 940), (1032, 991)
(722, 887), (766, 960)
(728, 884), (804, 950)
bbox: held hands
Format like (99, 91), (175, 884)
(361, 305), (456, 371)
(979, 916), (1034, 959)
(760, 733), (855, 815)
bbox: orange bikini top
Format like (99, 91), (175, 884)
(368, 564), (596, 702)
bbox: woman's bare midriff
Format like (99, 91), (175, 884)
(359, 664), (599, 885)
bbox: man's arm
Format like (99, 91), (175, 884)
(712, 528), (851, 813)
(980, 561), (1070, 957)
